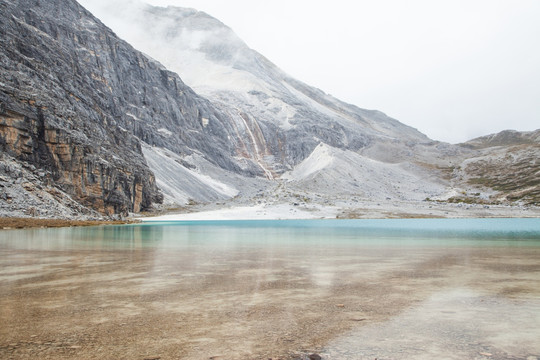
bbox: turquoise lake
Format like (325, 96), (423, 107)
(1, 218), (539, 359)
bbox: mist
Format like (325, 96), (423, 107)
(79, 0), (540, 143)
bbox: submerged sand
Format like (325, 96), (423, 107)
(0, 225), (539, 359)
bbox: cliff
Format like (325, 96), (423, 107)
(0, 0), (260, 217)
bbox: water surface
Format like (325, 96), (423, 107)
(1, 218), (539, 359)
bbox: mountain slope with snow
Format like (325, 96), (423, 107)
(1, 0), (537, 218)
(282, 143), (446, 201)
(76, 0), (473, 208)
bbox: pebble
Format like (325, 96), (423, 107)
(309, 354), (322, 360)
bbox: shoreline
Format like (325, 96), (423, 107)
(139, 200), (540, 222)
(2, 201), (538, 228)
(0, 217), (138, 230)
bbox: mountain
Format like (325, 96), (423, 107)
(0, 0), (266, 218)
(79, 1), (470, 207)
(455, 130), (540, 205)
(87, 3), (438, 165)
(1, 0), (537, 219)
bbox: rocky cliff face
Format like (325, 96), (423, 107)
(0, 0), (162, 215)
(0, 0), (268, 217)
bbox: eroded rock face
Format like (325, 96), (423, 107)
(0, 0), (253, 216)
(0, 0), (170, 215)
(0, 101), (156, 216)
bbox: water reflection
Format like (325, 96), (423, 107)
(2, 219), (539, 252)
(0, 219), (539, 359)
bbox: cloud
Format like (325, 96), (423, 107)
(79, 0), (540, 142)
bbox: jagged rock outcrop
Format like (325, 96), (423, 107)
(0, 0), (268, 216)
(0, 0), (165, 215)
(0, 151), (103, 219)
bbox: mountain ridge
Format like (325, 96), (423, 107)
(85, 1), (472, 209)
(1, 0), (538, 219)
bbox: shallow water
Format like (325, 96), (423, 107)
(1, 219), (539, 359)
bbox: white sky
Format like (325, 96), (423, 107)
(80, 0), (540, 143)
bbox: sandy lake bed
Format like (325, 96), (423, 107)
(1, 219), (539, 359)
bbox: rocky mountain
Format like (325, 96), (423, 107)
(87, 3), (448, 166)
(0, 0), (271, 218)
(1, 0), (537, 219)
(78, 1), (472, 207)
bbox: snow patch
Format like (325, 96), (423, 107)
(157, 128), (173, 137)
(282, 143), (446, 201)
(142, 203), (338, 221)
(142, 145), (238, 205)
(282, 143), (334, 181)
(125, 112), (140, 121)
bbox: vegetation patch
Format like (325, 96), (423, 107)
(464, 146), (540, 205)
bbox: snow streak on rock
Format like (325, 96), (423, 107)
(142, 145), (238, 205)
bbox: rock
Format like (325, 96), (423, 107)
(22, 182), (35, 191)
(1, 0), (169, 215)
(1, 0), (292, 217)
(309, 354), (322, 360)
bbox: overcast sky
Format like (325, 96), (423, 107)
(80, 0), (540, 143)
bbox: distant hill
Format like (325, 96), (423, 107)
(456, 129), (540, 205)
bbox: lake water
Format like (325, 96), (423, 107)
(1, 218), (539, 359)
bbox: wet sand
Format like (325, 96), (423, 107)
(0, 217), (137, 229)
(1, 227), (539, 359)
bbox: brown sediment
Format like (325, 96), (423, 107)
(337, 210), (446, 219)
(0, 232), (539, 360)
(0, 217), (138, 229)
